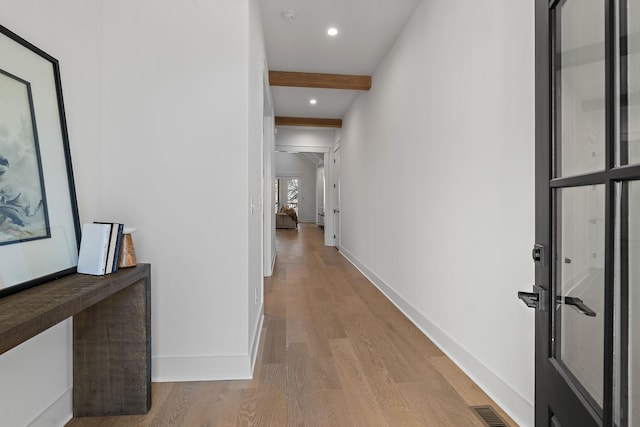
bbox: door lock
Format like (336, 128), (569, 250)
(532, 244), (547, 266)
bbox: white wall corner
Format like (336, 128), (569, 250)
(338, 247), (535, 427)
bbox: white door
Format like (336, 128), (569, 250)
(316, 167), (325, 225)
(333, 147), (340, 247)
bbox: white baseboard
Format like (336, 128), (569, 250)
(153, 308), (264, 383)
(27, 387), (72, 427)
(250, 305), (264, 374)
(339, 247), (534, 427)
(271, 250), (277, 275)
(152, 354), (253, 382)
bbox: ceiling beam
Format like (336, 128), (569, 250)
(270, 71), (371, 91)
(275, 116), (343, 128)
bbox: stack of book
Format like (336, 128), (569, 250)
(77, 222), (125, 276)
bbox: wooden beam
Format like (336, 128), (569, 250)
(275, 117), (342, 128)
(270, 71), (371, 91)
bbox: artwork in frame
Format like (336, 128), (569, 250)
(0, 24), (81, 298)
(0, 68), (51, 245)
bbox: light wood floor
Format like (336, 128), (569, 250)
(67, 224), (517, 427)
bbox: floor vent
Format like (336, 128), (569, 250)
(471, 405), (508, 427)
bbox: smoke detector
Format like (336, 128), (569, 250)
(281, 9), (297, 21)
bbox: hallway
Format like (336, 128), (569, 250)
(261, 224), (516, 426)
(68, 224), (516, 426)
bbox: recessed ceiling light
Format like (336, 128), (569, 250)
(310, 99), (317, 105)
(327, 27), (338, 36)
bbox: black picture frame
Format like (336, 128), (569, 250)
(0, 24), (81, 298)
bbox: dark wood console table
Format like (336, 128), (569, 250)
(0, 264), (151, 417)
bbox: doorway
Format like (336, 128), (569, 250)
(272, 147), (333, 245)
(275, 175), (300, 214)
(528, 0), (640, 425)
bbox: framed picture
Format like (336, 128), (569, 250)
(0, 24), (81, 298)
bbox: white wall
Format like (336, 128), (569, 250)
(275, 127), (335, 152)
(100, 0), (258, 381)
(338, 1), (535, 425)
(275, 152), (318, 222)
(0, 1), (103, 425)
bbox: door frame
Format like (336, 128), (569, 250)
(262, 59), (276, 277)
(534, 0), (613, 424)
(332, 142), (341, 249)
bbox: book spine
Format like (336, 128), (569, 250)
(112, 224), (124, 272)
(103, 223), (115, 274)
(94, 221), (122, 274)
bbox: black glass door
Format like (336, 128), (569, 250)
(533, 0), (640, 425)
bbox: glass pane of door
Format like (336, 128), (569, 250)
(555, 0), (606, 177)
(287, 178), (299, 214)
(622, 0), (640, 164)
(276, 176), (300, 215)
(555, 184), (605, 408)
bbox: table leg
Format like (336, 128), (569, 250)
(73, 276), (151, 416)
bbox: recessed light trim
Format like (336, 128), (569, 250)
(327, 27), (338, 36)
(310, 99), (317, 105)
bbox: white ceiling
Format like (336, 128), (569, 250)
(261, 0), (422, 120)
(272, 87), (358, 119)
(298, 152), (324, 167)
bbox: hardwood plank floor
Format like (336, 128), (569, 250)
(67, 224), (517, 427)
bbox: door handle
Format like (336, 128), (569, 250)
(519, 289), (596, 317)
(334, 209), (340, 213)
(518, 286), (548, 311)
(558, 296), (596, 317)
(518, 291), (539, 308)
